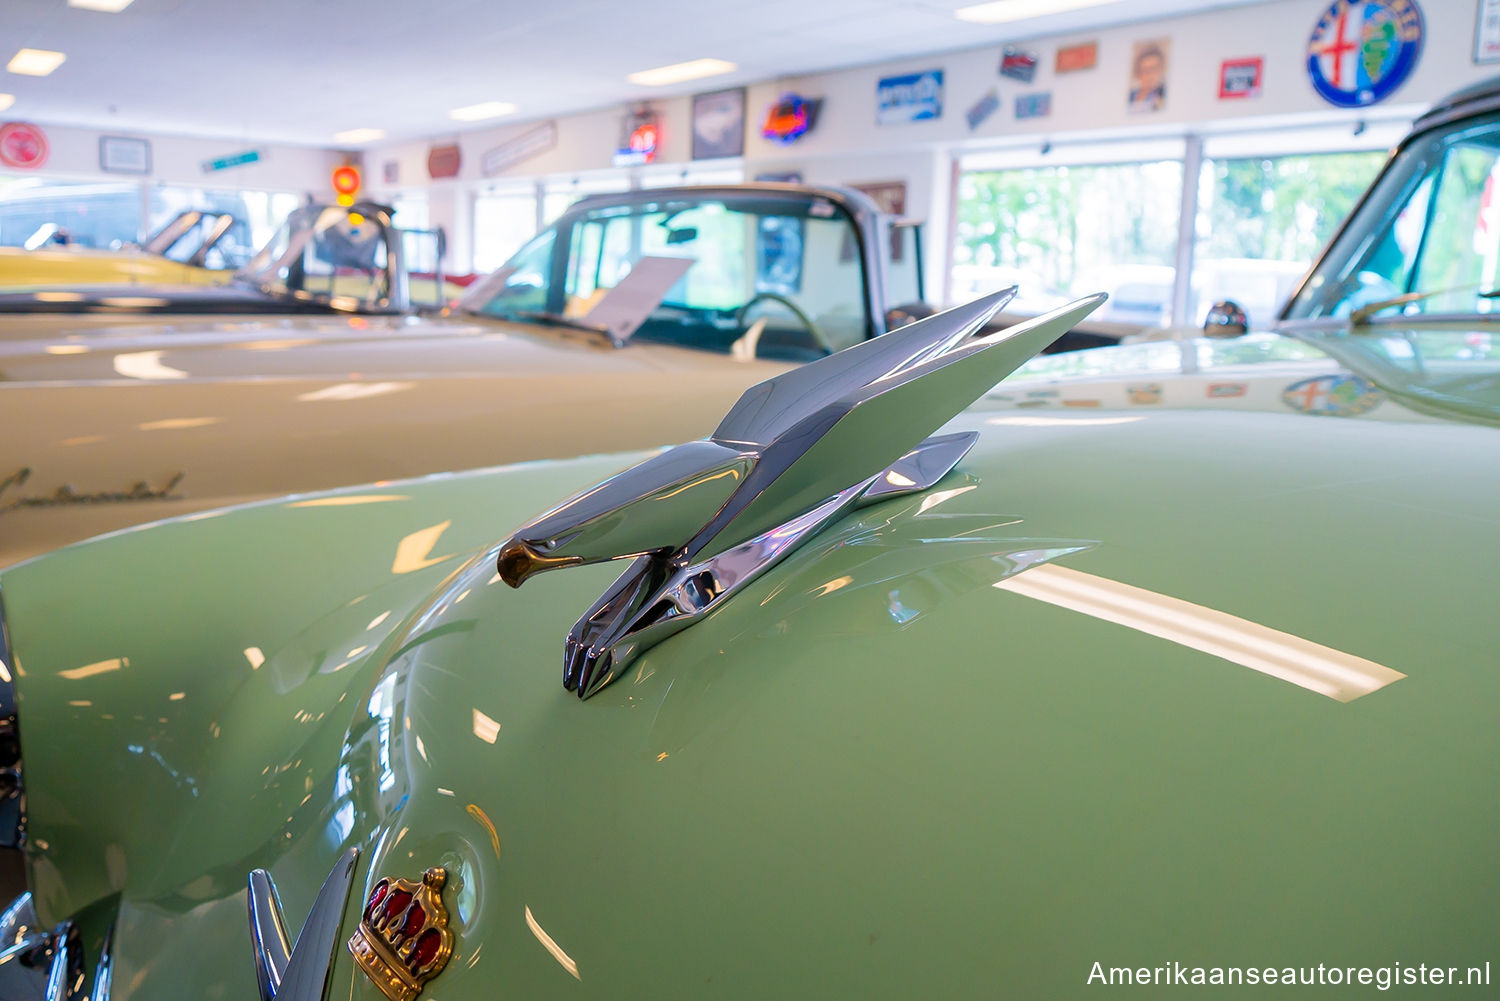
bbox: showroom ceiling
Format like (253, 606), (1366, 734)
(0, 0), (1264, 147)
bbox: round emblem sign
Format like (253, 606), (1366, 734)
(0, 122), (49, 169)
(1306, 0), (1424, 108)
(1282, 374), (1382, 417)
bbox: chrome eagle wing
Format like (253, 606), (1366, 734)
(498, 289), (1107, 697)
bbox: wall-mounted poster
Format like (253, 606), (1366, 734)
(876, 70), (943, 125)
(1128, 39), (1169, 113)
(383, 160), (399, 184)
(966, 90), (1001, 130)
(1000, 47), (1037, 82)
(1219, 57), (1264, 98)
(481, 121), (557, 176)
(1055, 41), (1098, 73)
(692, 87), (746, 160)
(0, 122), (48, 169)
(99, 135), (150, 175)
(1015, 92), (1052, 119)
(1307, 0), (1424, 108)
(1479, 0), (1500, 63)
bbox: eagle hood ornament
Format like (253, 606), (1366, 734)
(498, 288), (1106, 698)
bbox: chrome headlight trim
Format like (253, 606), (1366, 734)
(0, 585), (24, 850)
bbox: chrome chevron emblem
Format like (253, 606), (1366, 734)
(497, 289), (1106, 698)
(248, 848), (360, 1001)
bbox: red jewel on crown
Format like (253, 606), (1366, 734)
(347, 867), (454, 1001)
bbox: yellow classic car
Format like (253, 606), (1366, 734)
(0, 210), (250, 289)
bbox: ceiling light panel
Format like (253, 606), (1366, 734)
(68, 0), (136, 12)
(954, 0), (1123, 24)
(626, 58), (736, 87)
(7, 49), (67, 77)
(333, 128), (386, 144)
(449, 101), (518, 122)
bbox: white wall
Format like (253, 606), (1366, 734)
(364, 0), (1494, 279)
(2, 121), (344, 194)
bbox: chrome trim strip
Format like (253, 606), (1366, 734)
(247, 847), (359, 1001)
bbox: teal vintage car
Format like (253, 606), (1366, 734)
(0, 84), (1497, 1000)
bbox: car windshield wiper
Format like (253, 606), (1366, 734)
(514, 310), (624, 347)
(1350, 285), (1500, 325)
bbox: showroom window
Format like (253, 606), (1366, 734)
(953, 155), (1184, 326)
(473, 186), (539, 273)
(541, 175), (631, 227)
(1189, 150), (1384, 326)
(148, 185), (299, 268)
(0, 175), (144, 249)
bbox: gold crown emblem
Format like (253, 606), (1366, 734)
(347, 867), (454, 1001)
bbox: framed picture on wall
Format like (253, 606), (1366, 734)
(692, 87), (746, 160)
(1478, 0), (1500, 64)
(99, 135), (151, 175)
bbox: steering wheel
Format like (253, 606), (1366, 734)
(734, 292), (834, 356)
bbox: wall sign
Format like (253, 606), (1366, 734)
(427, 143), (462, 179)
(762, 94), (821, 144)
(876, 69), (943, 125)
(1479, 0), (1500, 63)
(202, 149), (260, 173)
(612, 111), (660, 166)
(692, 87), (746, 160)
(332, 164), (361, 206)
(1055, 41), (1098, 73)
(1015, 92), (1052, 119)
(383, 160), (399, 184)
(1306, 0), (1424, 108)
(99, 135), (150, 175)
(1128, 38), (1169, 114)
(1000, 47), (1038, 83)
(0, 122), (49, 169)
(966, 90), (1000, 130)
(481, 121), (557, 176)
(1219, 57), (1264, 98)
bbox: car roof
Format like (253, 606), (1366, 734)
(1412, 74), (1500, 134)
(565, 182), (884, 222)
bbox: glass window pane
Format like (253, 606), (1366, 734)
(1190, 150), (1384, 326)
(0, 176), (143, 249)
(473, 190), (537, 273)
(952, 160), (1183, 326)
(147, 186), (298, 269)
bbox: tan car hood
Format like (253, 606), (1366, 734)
(0, 311), (790, 566)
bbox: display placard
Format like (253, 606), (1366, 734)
(99, 135), (150, 175)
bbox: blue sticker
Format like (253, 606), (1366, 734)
(966, 90), (1001, 130)
(877, 70), (944, 125)
(1306, 0), (1423, 108)
(1281, 374), (1382, 416)
(1015, 92), (1052, 119)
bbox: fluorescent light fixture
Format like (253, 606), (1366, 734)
(449, 101), (518, 122)
(626, 57), (735, 87)
(68, 0), (136, 11)
(332, 127), (385, 144)
(0, 94), (13, 113)
(994, 564), (1405, 702)
(7, 49), (66, 77)
(955, 0), (1123, 24)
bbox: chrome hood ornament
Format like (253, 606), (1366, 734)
(498, 289), (1107, 698)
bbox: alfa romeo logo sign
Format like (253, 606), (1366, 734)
(0, 122), (48, 169)
(1307, 0), (1424, 108)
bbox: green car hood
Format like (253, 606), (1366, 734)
(1, 404), (1495, 999)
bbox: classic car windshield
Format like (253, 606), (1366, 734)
(236, 204), (395, 308)
(1285, 112), (1500, 321)
(466, 193), (871, 360)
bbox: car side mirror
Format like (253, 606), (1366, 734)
(1203, 300), (1248, 338)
